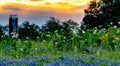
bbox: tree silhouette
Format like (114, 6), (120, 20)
(81, 0), (120, 29)
(41, 17), (62, 33)
(18, 21), (40, 39)
(62, 19), (79, 33)
(0, 25), (4, 40)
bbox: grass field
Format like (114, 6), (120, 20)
(0, 27), (120, 66)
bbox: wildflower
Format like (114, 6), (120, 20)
(44, 55), (49, 60)
(114, 26), (117, 28)
(37, 36), (39, 39)
(26, 37), (29, 39)
(105, 60), (111, 66)
(35, 48), (37, 50)
(95, 27), (97, 30)
(82, 31), (85, 33)
(118, 22), (120, 24)
(64, 37), (66, 39)
(28, 26), (30, 29)
(43, 40), (46, 42)
(1, 35), (4, 38)
(5, 60), (13, 65)
(36, 29), (39, 31)
(99, 58), (104, 63)
(93, 30), (97, 34)
(55, 30), (58, 33)
(114, 36), (119, 40)
(90, 55), (95, 60)
(41, 47), (45, 51)
(25, 40), (28, 43)
(46, 34), (50, 37)
(55, 42), (58, 45)
(5, 32), (9, 36)
(110, 22), (113, 25)
(76, 57), (81, 62)
(53, 61), (60, 66)
(20, 48), (23, 51)
(68, 58), (74, 63)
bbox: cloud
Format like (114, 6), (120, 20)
(1, 2), (87, 14)
(29, 0), (43, 1)
(2, 5), (22, 11)
(0, 0), (89, 14)
(0, 0), (88, 25)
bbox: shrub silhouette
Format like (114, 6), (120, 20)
(18, 21), (40, 39)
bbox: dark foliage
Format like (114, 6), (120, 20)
(81, 0), (120, 29)
(0, 25), (4, 40)
(40, 17), (62, 33)
(18, 21), (40, 39)
(41, 17), (78, 34)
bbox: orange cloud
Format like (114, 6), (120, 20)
(0, 3), (87, 15)
(0, 0), (93, 26)
(0, 0), (90, 14)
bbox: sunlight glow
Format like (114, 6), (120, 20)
(0, 0), (92, 14)
(45, 0), (64, 2)
(1, 0), (13, 5)
(0, 0), (90, 6)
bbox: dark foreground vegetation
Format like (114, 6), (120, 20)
(0, 18), (120, 65)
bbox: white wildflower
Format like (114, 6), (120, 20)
(25, 40), (28, 43)
(93, 30), (97, 34)
(55, 42), (57, 44)
(64, 37), (66, 39)
(118, 22), (120, 24)
(82, 31), (85, 33)
(26, 37), (29, 39)
(1, 35), (3, 38)
(114, 26), (117, 28)
(35, 48), (38, 50)
(46, 34), (50, 37)
(55, 30), (58, 33)
(37, 36), (39, 39)
(43, 40), (46, 42)
(20, 48), (23, 51)
(110, 22), (113, 25)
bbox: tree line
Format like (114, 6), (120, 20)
(0, 0), (120, 40)
(0, 17), (79, 40)
(82, 0), (120, 29)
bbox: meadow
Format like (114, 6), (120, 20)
(0, 27), (120, 66)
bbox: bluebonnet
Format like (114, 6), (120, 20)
(41, 47), (45, 51)
(90, 55), (95, 60)
(0, 56), (119, 66)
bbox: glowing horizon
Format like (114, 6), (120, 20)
(0, 0), (91, 13)
(0, 0), (92, 26)
(0, 0), (90, 6)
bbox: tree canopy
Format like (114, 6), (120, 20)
(18, 21), (40, 39)
(41, 17), (79, 34)
(40, 17), (62, 33)
(81, 0), (120, 29)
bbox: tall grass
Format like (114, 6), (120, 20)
(0, 27), (120, 65)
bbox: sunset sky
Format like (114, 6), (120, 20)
(0, 0), (91, 26)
